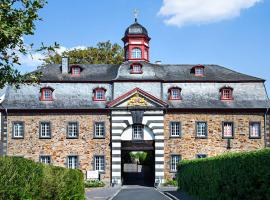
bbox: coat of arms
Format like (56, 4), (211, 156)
(127, 93), (148, 107)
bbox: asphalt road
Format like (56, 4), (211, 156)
(112, 186), (169, 200)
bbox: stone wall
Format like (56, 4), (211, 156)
(6, 112), (111, 184)
(164, 112), (265, 180)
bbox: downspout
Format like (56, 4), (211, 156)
(265, 108), (269, 148)
(0, 105), (7, 155)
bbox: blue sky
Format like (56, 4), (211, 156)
(22, 0), (270, 94)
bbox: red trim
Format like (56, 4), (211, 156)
(168, 87), (182, 100)
(71, 66), (81, 76)
(192, 65), (205, 77)
(40, 88), (53, 101)
(130, 63), (143, 74)
(93, 88), (106, 101)
(220, 87), (234, 100)
(107, 87), (168, 107)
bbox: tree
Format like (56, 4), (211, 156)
(42, 41), (124, 65)
(0, 0), (57, 89)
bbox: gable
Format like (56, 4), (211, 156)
(107, 88), (167, 108)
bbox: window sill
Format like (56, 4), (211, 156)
(195, 136), (208, 139)
(249, 136), (261, 139)
(39, 137), (52, 139)
(93, 136), (105, 139)
(169, 171), (177, 174)
(222, 137), (234, 139)
(67, 137), (79, 139)
(170, 136), (181, 139)
(12, 137), (24, 139)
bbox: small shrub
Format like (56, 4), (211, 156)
(163, 179), (178, 187)
(85, 180), (105, 188)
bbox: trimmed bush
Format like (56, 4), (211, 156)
(84, 180), (105, 188)
(0, 156), (85, 200)
(177, 149), (270, 200)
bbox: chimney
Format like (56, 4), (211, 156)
(61, 57), (69, 74)
(155, 60), (162, 65)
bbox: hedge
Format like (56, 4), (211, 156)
(177, 149), (270, 200)
(0, 156), (85, 200)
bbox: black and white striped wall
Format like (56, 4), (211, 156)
(111, 110), (164, 185)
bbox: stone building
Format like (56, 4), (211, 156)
(0, 19), (270, 185)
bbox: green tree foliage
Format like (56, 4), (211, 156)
(42, 41), (124, 65)
(0, 0), (58, 89)
(177, 149), (270, 200)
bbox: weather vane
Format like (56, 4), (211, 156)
(134, 9), (139, 22)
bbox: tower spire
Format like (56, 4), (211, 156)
(133, 9), (139, 23)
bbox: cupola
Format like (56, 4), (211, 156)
(122, 11), (151, 62)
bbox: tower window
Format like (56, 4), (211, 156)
(168, 87), (182, 100)
(132, 48), (142, 59)
(93, 88), (106, 101)
(130, 63), (142, 74)
(220, 87), (233, 100)
(40, 88), (54, 101)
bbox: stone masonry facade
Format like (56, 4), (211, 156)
(163, 112), (266, 180)
(6, 112), (111, 184)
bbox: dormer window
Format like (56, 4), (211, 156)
(220, 87), (233, 100)
(40, 88), (54, 101)
(193, 65), (205, 76)
(132, 48), (142, 59)
(168, 87), (182, 100)
(130, 63), (142, 74)
(71, 66), (81, 76)
(93, 88), (106, 101)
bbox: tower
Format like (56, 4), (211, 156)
(122, 11), (151, 62)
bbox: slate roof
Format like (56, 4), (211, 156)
(124, 22), (148, 37)
(0, 62), (268, 110)
(31, 61), (264, 83)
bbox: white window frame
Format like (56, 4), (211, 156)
(68, 122), (78, 138)
(67, 156), (78, 169)
(249, 122), (261, 138)
(196, 122), (207, 137)
(170, 122), (181, 137)
(195, 67), (204, 75)
(13, 122), (24, 138)
(132, 124), (143, 140)
(94, 122), (105, 138)
(223, 122), (234, 138)
(40, 122), (51, 138)
(44, 89), (52, 100)
(94, 156), (105, 172)
(131, 48), (142, 59)
(132, 65), (142, 73)
(170, 89), (181, 100)
(40, 156), (51, 164)
(170, 155), (181, 172)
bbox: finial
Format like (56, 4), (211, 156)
(134, 9), (139, 23)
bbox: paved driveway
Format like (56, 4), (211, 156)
(112, 186), (169, 200)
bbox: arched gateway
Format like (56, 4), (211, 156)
(108, 88), (167, 185)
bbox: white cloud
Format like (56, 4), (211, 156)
(158, 0), (262, 27)
(19, 45), (87, 71)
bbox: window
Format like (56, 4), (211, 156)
(170, 122), (181, 137)
(195, 67), (204, 76)
(40, 88), (53, 101)
(132, 124), (143, 140)
(12, 122), (24, 138)
(71, 66), (81, 76)
(67, 156), (78, 169)
(39, 122), (51, 138)
(40, 156), (51, 164)
(170, 155), (181, 172)
(197, 154), (207, 159)
(93, 88), (106, 101)
(196, 122), (207, 138)
(67, 122), (79, 138)
(249, 122), (261, 138)
(169, 88), (181, 100)
(220, 87), (233, 100)
(222, 122), (234, 138)
(94, 122), (105, 138)
(131, 64), (142, 74)
(131, 48), (142, 59)
(94, 156), (105, 172)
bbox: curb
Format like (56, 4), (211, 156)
(154, 187), (178, 200)
(108, 187), (122, 200)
